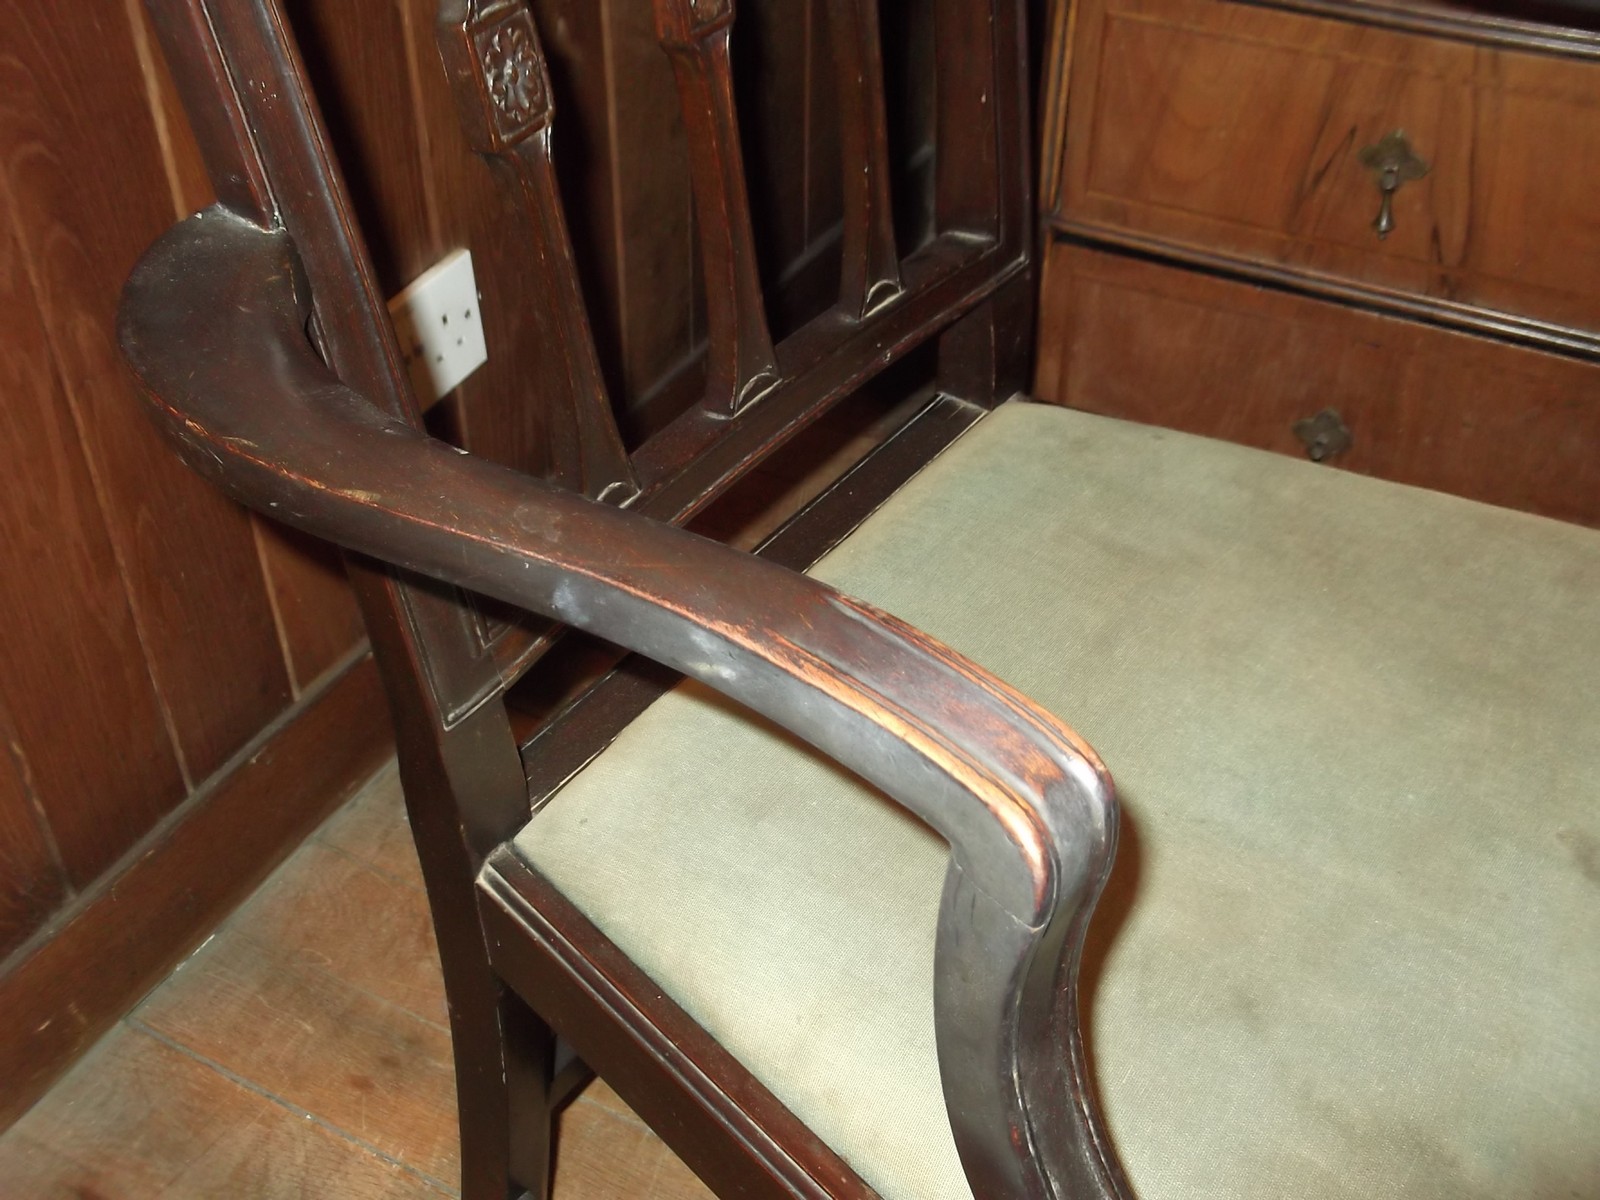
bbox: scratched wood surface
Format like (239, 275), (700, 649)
(0, 763), (714, 1200)
(0, 0), (858, 1125)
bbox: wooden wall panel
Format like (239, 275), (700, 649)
(131, 2), (368, 695)
(0, 0), (291, 786)
(0, 698), (64, 960)
(0, 193), (187, 885)
(283, 0), (438, 293)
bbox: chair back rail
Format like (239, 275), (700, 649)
(148, 0), (1030, 725)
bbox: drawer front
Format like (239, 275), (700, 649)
(1050, 0), (1600, 336)
(1035, 241), (1600, 527)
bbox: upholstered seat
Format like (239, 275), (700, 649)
(520, 399), (1599, 1200)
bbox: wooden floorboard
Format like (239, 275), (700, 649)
(0, 763), (714, 1199)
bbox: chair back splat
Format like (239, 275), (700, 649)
(119, 1), (1130, 1197)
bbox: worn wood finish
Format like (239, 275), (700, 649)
(116, 2), (1097, 1198)
(1036, 240), (1600, 527)
(1050, 0), (1600, 344)
(132, 4), (372, 694)
(0, 654), (391, 1131)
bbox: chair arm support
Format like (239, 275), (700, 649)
(119, 208), (1131, 1199)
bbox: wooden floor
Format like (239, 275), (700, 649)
(0, 760), (714, 1199)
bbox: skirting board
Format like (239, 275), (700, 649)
(0, 652), (394, 1130)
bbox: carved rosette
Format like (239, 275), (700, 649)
(474, 10), (551, 145)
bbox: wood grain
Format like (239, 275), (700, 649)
(0, 760), (718, 1198)
(225, 837), (449, 1027)
(0, 695), (63, 960)
(0, 656), (392, 1131)
(1036, 240), (1600, 526)
(0, 189), (186, 886)
(604, 0), (701, 418)
(128, 2), (367, 695)
(1054, 0), (1600, 336)
(0, 0), (291, 784)
(136, 924), (461, 1184)
(0, 1026), (451, 1198)
(314, 759), (427, 892)
(252, 520), (368, 692)
(281, 0), (438, 293)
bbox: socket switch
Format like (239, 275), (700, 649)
(388, 249), (488, 406)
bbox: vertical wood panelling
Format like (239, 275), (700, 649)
(128, 6), (367, 695)
(0, 192), (187, 886)
(0, 697), (65, 959)
(282, 0), (438, 293)
(251, 523), (367, 691)
(0, 1), (291, 785)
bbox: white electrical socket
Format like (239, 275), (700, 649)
(388, 249), (488, 405)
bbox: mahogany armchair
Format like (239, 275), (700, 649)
(120, 0), (1598, 1197)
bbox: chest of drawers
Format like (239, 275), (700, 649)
(1036, 0), (1600, 525)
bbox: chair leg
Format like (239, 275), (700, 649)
(447, 959), (558, 1200)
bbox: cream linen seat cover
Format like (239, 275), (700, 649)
(513, 401), (1600, 1200)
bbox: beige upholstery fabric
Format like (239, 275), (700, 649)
(514, 402), (1600, 1199)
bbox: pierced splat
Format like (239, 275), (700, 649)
(437, 0), (637, 503)
(653, 0), (781, 415)
(827, 0), (903, 320)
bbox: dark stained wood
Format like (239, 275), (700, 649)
(0, 697), (64, 960)
(734, 0), (814, 329)
(603, 0), (704, 421)
(934, 0), (1002, 238)
(0, 0), (292, 784)
(0, 189), (187, 886)
(282, 0), (438, 293)
(654, 0), (781, 413)
(115, 1), (1108, 1197)
(1036, 239), (1600, 527)
(828, 0), (903, 318)
(436, 0), (638, 502)
(121, 208), (1118, 1200)
(0, 655), (392, 1131)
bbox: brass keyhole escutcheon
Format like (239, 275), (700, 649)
(1358, 130), (1428, 240)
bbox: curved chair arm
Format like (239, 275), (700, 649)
(119, 208), (1132, 1200)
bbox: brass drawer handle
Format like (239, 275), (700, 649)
(1358, 130), (1428, 240)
